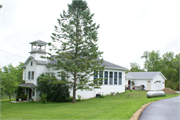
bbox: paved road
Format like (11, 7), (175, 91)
(139, 96), (180, 120)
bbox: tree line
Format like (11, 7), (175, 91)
(126, 50), (180, 91)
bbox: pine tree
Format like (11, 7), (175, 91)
(47, 0), (104, 103)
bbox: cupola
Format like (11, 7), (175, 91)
(29, 40), (47, 60)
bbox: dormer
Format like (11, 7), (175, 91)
(29, 40), (47, 61)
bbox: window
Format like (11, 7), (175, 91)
(28, 71), (31, 79)
(94, 71), (98, 84)
(32, 71), (34, 79)
(114, 72), (117, 85)
(30, 62), (33, 66)
(119, 72), (122, 85)
(28, 71), (34, 80)
(104, 71), (108, 85)
(156, 81), (161, 83)
(99, 71), (103, 85)
(109, 72), (113, 85)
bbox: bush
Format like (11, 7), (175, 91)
(21, 95), (27, 100)
(37, 73), (70, 102)
(15, 86), (24, 99)
(77, 95), (81, 101)
(41, 93), (47, 104)
(48, 81), (69, 102)
(100, 94), (106, 98)
(116, 92), (120, 95)
(67, 96), (73, 102)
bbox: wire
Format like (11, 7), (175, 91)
(0, 49), (26, 58)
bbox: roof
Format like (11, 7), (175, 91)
(22, 56), (128, 70)
(101, 60), (128, 70)
(18, 83), (36, 88)
(126, 72), (166, 80)
(29, 40), (47, 45)
(21, 56), (48, 68)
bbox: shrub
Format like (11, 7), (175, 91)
(14, 86), (23, 98)
(21, 95), (27, 100)
(100, 94), (106, 98)
(37, 73), (69, 102)
(77, 95), (81, 101)
(48, 81), (69, 102)
(41, 93), (47, 103)
(67, 96), (73, 102)
(111, 92), (115, 96)
(116, 92), (120, 95)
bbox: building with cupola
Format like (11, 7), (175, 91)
(19, 40), (128, 101)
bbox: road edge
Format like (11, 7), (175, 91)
(129, 102), (153, 120)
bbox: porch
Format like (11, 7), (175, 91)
(18, 83), (37, 101)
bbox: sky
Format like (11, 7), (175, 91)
(0, 0), (179, 70)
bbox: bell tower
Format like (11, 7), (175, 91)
(29, 40), (47, 60)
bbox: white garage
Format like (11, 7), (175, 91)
(125, 72), (166, 91)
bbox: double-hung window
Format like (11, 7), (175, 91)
(28, 71), (31, 80)
(109, 72), (113, 85)
(32, 71), (34, 79)
(99, 71), (103, 85)
(28, 71), (35, 80)
(114, 72), (117, 85)
(119, 72), (122, 85)
(104, 71), (108, 85)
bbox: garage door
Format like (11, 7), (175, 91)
(156, 81), (161, 90)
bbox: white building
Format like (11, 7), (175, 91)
(125, 72), (166, 90)
(19, 40), (128, 101)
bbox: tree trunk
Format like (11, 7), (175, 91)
(72, 86), (76, 103)
(72, 70), (77, 103)
(8, 93), (11, 101)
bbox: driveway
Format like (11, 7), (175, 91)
(139, 96), (180, 120)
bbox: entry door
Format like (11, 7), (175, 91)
(147, 81), (151, 90)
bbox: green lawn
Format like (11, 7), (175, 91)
(1, 90), (179, 119)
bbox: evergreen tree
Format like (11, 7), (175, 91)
(46, 0), (104, 103)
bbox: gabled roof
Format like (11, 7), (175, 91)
(29, 40), (47, 45)
(101, 60), (128, 70)
(47, 58), (128, 70)
(22, 56), (128, 70)
(126, 72), (166, 80)
(21, 56), (48, 68)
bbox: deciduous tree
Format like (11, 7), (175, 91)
(141, 50), (161, 71)
(1, 63), (24, 100)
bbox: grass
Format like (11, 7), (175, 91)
(1, 90), (179, 119)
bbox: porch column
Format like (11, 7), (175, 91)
(27, 88), (29, 100)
